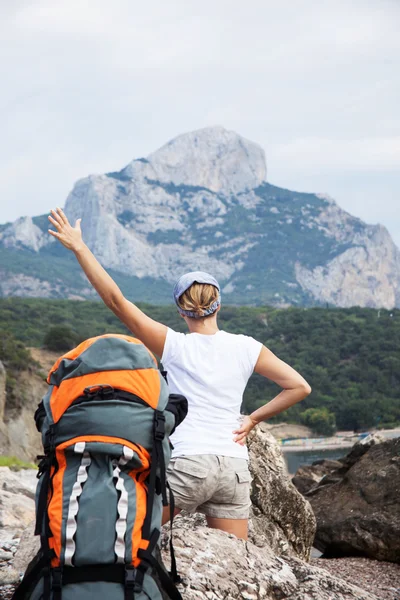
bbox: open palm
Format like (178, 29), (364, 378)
(48, 207), (83, 251)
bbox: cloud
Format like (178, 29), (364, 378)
(271, 137), (400, 172)
(0, 0), (399, 246)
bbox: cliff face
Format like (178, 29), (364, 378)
(1, 126), (399, 308)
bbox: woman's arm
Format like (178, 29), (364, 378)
(48, 208), (168, 357)
(233, 346), (311, 444)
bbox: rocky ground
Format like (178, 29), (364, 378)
(1, 430), (399, 599)
(1, 547), (399, 600)
(311, 557), (400, 600)
(0, 486), (397, 600)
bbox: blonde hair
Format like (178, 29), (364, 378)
(177, 283), (219, 318)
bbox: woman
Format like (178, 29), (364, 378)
(48, 208), (311, 541)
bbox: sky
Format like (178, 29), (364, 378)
(1, 0), (399, 243)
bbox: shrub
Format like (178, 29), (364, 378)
(43, 326), (79, 352)
(300, 407), (337, 436)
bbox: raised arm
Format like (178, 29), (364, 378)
(48, 208), (167, 357)
(233, 346), (311, 444)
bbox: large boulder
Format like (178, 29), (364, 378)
(160, 518), (378, 599)
(247, 424), (316, 560)
(291, 434), (386, 496)
(0, 367), (45, 463)
(0, 468), (36, 541)
(4, 517), (378, 600)
(304, 436), (400, 562)
(0, 361), (9, 453)
(292, 459), (344, 495)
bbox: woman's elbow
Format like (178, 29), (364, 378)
(300, 381), (312, 397)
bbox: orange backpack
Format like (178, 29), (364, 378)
(13, 334), (187, 600)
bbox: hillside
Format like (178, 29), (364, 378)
(1, 126), (400, 308)
(1, 298), (399, 433)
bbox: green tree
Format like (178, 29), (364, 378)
(43, 326), (79, 352)
(300, 407), (336, 436)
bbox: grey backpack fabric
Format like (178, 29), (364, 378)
(12, 334), (187, 600)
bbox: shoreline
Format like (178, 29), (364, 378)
(279, 428), (400, 454)
(282, 441), (355, 453)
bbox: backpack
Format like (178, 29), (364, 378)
(12, 334), (188, 600)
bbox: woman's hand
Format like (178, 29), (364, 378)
(48, 207), (84, 252)
(233, 415), (258, 446)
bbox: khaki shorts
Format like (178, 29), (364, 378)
(166, 454), (251, 519)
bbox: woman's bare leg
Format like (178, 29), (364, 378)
(162, 505), (182, 526)
(205, 516), (248, 540)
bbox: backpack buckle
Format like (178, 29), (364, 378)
(51, 567), (63, 590)
(154, 412), (165, 441)
(36, 455), (50, 479)
(84, 384), (114, 399)
(125, 566), (141, 594)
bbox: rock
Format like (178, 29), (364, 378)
(295, 223), (400, 309)
(12, 521), (39, 575)
(306, 437), (400, 562)
(0, 567), (20, 585)
(0, 361), (6, 423)
(160, 524), (378, 599)
(1, 127), (400, 308)
(0, 361), (8, 454)
(338, 433), (385, 471)
(0, 217), (47, 253)
(292, 459), (344, 495)
(292, 435), (386, 497)
(0, 467), (37, 500)
(247, 423), (316, 560)
(8, 516), (379, 599)
(264, 423), (312, 440)
(0, 469), (36, 536)
(126, 125), (267, 195)
(0, 366), (46, 462)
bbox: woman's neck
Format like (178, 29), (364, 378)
(184, 315), (219, 335)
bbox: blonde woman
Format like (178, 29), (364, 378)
(48, 208), (311, 541)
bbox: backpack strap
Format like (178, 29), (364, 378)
(166, 483), (181, 584)
(11, 551), (48, 600)
(141, 553), (183, 600)
(137, 410), (183, 599)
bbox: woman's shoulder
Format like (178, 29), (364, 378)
(219, 330), (258, 344)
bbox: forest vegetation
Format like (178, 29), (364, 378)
(1, 298), (399, 434)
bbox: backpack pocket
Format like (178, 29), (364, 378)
(48, 436), (150, 568)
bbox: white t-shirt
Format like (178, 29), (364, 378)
(161, 329), (262, 460)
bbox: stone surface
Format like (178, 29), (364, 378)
(4, 517), (379, 599)
(0, 567), (19, 585)
(126, 125), (267, 195)
(338, 433), (385, 471)
(0, 362), (46, 462)
(1, 126), (400, 308)
(292, 459), (344, 495)
(292, 434), (386, 496)
(247, 424), (316, 560)
(0, 468), (36, 537)
(0, 361), (6, 423)
(0, 434), (382, 600)
(11, 521), (39, 575)
(304, 437), (400, 562)
(160, 523), (378, 599)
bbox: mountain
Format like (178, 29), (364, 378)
(1, 126), (400, 308)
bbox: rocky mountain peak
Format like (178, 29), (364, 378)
(124, 126), (267, 194)
(1, 126), (400, 309)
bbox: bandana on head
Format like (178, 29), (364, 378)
(173, 271), (221, 318)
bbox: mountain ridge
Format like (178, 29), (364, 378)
(1, 126), (399, 308)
